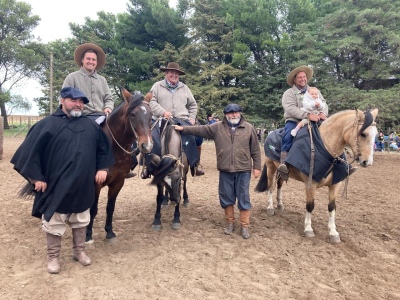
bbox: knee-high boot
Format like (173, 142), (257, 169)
(239, 210), (251, 239)
(46, 233), (61, 274)
(72, 227), (91, 266)
(195, 146), (205, 176)
(278, 151), (289, 180)
(223, 205), (235, 235)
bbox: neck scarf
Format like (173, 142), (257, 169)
(165, 79), (179, 91)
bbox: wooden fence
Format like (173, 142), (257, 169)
(7, 115), (45, 128)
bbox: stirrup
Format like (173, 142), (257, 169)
(278, 164), (289, 181)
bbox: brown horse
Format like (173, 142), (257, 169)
(86, 89), (153, 243)
(255, 109), (378, 243)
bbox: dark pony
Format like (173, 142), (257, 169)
(146, 120), (189, 230)
(86, 89), (153, 242)
(255, 109), (378, 243)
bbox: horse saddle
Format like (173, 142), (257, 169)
(264, 123), (348, 185)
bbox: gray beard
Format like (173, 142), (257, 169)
(69, 110), (82, 118)
(226, 116), (240, 125)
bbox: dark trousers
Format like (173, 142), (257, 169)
(219, 171), (251, 210)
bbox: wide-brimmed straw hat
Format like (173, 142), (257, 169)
(287, 65), (313, 86)
(74, 43), (106, 70)
(160, 62), (185, 75)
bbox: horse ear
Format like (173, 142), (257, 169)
(370, 108), (379, 119)
(144, 92), (152, 103)
(121, 88), (132, 103)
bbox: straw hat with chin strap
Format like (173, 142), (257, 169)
(287, 65), (313, 86)
(74, 43), (106, 71)
(160, 62), (185, 75)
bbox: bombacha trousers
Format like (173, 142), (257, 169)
(41, 209), (90, 236)
(219, 171), (252, 210)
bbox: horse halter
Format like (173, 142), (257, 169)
(343, 109), (376, 163)
(105, 101), (148, 156)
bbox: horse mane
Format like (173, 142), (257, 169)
(163, 125), (173, 154)
(127, 92), (145, 114)
(359, 109), (373, 135)
(328, 109), (374, 135)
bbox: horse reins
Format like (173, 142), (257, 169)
(105, 101), (151, 156)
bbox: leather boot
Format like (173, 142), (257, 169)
(239, 210), (251, 239)
(194, 146), (205, 176)
(348, 165), (358, 176)
(278, 151), (289, 181)
(46, 233), (61, 274)
(223, 205), (235, 235)
(72, 227), (91, 266)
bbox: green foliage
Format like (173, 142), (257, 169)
(3, 0), (400, 129)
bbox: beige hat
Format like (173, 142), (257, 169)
(160, 62), (185, 75)
(287, 65), (313, 86)
(74, 43), (106, 70)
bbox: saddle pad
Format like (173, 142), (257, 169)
(264, 124), (348, 184)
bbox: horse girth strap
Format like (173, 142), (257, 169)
(307, 121), (315, 189)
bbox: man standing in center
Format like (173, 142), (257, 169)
(148, 62), (204, 176)
(173, 104), (261, 239)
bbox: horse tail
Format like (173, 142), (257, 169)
(254, 163), (268, 192)
(150, 155), (178, 185)
(18, 182), (35, 199)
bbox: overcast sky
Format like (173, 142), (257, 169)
(15, 0), (176, 115)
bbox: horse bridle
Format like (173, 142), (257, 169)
(105, 101), (148, 156)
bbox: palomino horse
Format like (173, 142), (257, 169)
(86, 89), (153, 242)
(146, 120), (189, 230)
(255, 109), (378, 243)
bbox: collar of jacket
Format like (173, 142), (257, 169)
(79, 67), (98, 78)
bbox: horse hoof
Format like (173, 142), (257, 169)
(105, 237), (117, 244)
(171, 223), (181, 230)
(85, 239), (94, 245)
(277, 204), (284, 211)
(305, 230), (315, 238)
(330, 235), (341, 243)
(152, 224), (162, 231)
(183, 202), (190, 208)
(267, 208), (275, 216)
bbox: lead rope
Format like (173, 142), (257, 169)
(307, 119), (315, 189)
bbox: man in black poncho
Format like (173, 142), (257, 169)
(11, 87), (114, 274)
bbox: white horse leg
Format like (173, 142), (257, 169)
(266, 190), (275, 215)
(328, 210), (341, 243)
(304, 212), (315, 238)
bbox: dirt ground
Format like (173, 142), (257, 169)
(0, 137), (399, 300)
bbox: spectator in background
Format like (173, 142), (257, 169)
(376, 131), (385, 152)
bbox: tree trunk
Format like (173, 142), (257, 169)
(0, 103), (10, 130)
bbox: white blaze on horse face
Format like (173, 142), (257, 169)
(140, 105), (148, 114)
(367, 127), (378, 165)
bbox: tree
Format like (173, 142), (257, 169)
(0, 0), (43, 128)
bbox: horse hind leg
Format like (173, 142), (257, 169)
(86, 194), (100, 243)
(182, 179), (189, 207)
